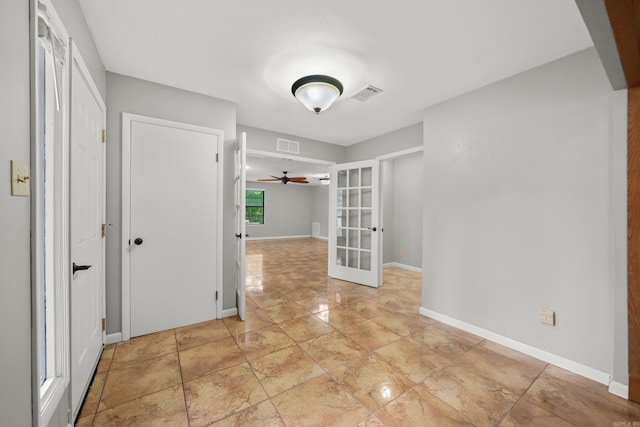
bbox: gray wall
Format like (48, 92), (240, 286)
(0, 2), (33, 425)
(246, 181), (315, 239)
(392, 153), (423, 268)
(422, 48), (625, 379)
(346, 122), (423, 162)
(239, 124), (345, 162)
(311, 185), (330, 239)
(105, 72), (237, 332)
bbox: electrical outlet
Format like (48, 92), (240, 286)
(539, 309), (555, 326)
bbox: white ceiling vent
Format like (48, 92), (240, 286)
(277, 138), (300, 155)
(350, 85), (383, 102)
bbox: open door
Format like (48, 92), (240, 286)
(329, 159), (381, 287)
(234, 132), (247, 320)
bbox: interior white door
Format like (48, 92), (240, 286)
(70, 54), (105, 415)
(129, 119), (220, 337)
(234, 132), (247, 320)
(329, 159), (381, 287)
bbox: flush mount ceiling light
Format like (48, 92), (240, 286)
(291, 74), (344, 114)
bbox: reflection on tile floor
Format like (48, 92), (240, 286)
(78, 238), (640, 426)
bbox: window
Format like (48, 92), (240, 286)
(33, 2), (70, 425)
(246, 189), (264, 224)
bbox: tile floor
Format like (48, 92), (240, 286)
(77, 238), (640, 426)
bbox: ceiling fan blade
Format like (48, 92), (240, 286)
(270, 175), (282, 179)
(257, 178), (281, 182)
(287, 177), (306, 180)
(290, 180), (309, 184)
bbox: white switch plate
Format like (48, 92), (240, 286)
(539, 308), (556, 326)
(11, 161), (30, 196)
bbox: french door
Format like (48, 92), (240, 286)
(328, 160), (381, 287)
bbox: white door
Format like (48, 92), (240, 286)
(128, 118), (221, 337)
(234, 132), (247, 320)
(70, 51), (105, 415)
(329, 160), (381, 287)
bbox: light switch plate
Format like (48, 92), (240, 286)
(11, 161), (30, 196)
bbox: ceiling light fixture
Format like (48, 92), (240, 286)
(291, 74), (343, 114)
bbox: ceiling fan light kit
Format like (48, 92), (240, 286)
(292, 74), (343, 114)
(257, 171), (309, 184)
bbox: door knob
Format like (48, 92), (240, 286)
(368, 227), (377, 232)
(134, 238), (143, 245)
(73, 262), (92, 274)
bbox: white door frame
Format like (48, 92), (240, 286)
(121, 113), (224, 341)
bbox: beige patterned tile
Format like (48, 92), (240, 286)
(299, 331), (368, 371)
(93, 385), (188, 426)
(374, 336), (452, 383)
(409, 325), (478, 359)
(262, 302), (311, 324)
(97, 344), (116, 373)
(376, 385), (475, 427)
(499, 399), (573, 426)
(175, 319), (231, 351)
(271, 375), (369, 427)
(179, 336), (244, 381)
(422, 364), (519, 426)
(455, 340), (547, 395)
(279, 314), (335, 342)
(234, 324), (295, 360)
(184, 362), (268, 427)
(330, 354), (415, 411)
(341, 319), (402, 351)
(314, 306), (368, 330)
(223, 310), (274, 335)
(369, 309), (432, 337)
(111, 330), (176, 366)
(248, 290), (291, 308)
(99, 352), (181, 411)
(249, 345), (324, 396)
(524, 365), (640, 426)
(210, 400), (285, 426)
(78, 371), (107, 418)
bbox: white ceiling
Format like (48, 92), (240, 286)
(79, 0), (593, 146)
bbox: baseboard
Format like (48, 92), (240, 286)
(246, 235), (311, 241)
(222, 308), (238, 318)
(314, 236), (328, 241)
(383, 262), (422, 273)
(419, 307), (612, 387)
(609, 381), (629, 399)
(106, 332), (122, 345)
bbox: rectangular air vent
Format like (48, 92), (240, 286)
(277, 138), (300, 155)
(350, 85), (383, 102)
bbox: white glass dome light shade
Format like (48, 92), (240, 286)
(292, 75), (344, 114)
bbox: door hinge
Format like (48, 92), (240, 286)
(216, 153), (219, 162)
(102, 129), (106, 143)
(102, 223), (106, 238)
(102, 318), (106, 332)
(215, 291), (218, 301)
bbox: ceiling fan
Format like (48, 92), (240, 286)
(257, 171), (309, 184)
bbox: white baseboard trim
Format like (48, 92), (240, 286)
(314, 236), (328, 241)
(383, 262), (422, 273)
(246, 235), (311, 241)
(609, 381), (629, 399)
(106, 332), (122, 345)
(222, 308), (238, 318)
(419, 307), (612, 387)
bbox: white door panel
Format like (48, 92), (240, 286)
(235, 132), (247, 320)
(329, 160), (381, 287)
(70, 55), (105, 415)
(129, 120), (220, 337)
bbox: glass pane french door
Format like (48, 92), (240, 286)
(329, 160), (380, 287)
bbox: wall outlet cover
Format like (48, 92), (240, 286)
(11, 160), (29, 197)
